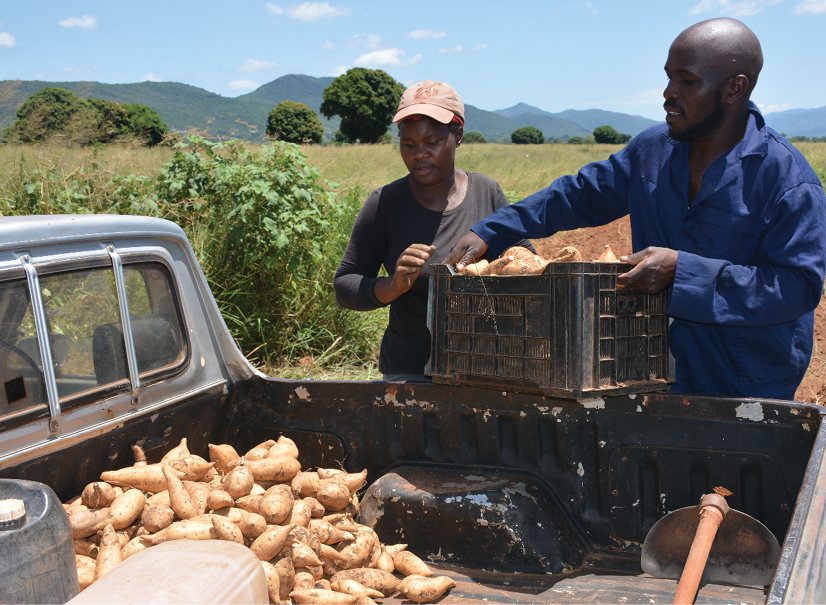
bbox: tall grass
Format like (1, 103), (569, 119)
(2, 140), (824, 379)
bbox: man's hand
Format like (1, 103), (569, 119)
(374, 244), (435, 304)
(618, 247), (678, 294)
(443, 231), (489, 271)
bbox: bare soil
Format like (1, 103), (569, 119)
(534, 216), (826, 404)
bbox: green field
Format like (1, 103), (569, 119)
(2, 141), (825, 380)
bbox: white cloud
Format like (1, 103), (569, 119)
(286, 2), (350, 22)
(354, 48), (421, 68)
(264, 3), (284, 14)
(329, 64), (349, 76)
(58, 15), (97, 29)
(62, 66), (82, 75)
(438, 45), (464, 54)
(407, 29), (446, 39)
(0, 32), (16, 48)
(142, 73), (164, 82)
(473, 44), (489, 51)
(322, 39), (335, 49)
(229, 79), (258, 90)
(757, 102), (795, 114)
(346, 33), (380, 49)
(794, 0), (826, 12)
(688, 0), (782, 17)
(238, 59), (279, 72)
(569, 2), (598, 13)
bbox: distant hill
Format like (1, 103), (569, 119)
(496, 105), (660, 137)
(764, 106), (826, 138)
(512, 113), (590, 139)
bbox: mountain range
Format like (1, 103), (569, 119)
(1, 75), (823, 141)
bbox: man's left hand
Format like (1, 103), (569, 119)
(618, 247), (678, 294)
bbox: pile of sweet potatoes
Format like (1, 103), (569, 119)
(460, 243), (618, 276)
(65, 437), (455, 604)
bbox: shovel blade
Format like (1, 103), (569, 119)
(641, 505), (780, 586)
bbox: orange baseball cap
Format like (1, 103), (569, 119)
(393, 80), (465, 124)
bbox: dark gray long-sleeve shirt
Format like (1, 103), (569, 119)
(334, 172), (532, 374)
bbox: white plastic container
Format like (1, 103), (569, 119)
(67, 539), (268, 604)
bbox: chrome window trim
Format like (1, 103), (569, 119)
(19, 255), (61, 432)
(107, 245), (141, 401)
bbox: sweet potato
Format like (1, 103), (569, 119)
(245, 440), (274, 461)
(82, 482), (116, 508)
(288, 526), (322, 552)
(160, 437), (189, 462)
(331, 579), (384, 602)
(307, 519), (356, 544)
(336, 470), (368, 493)
(376, 546), (394, 573)
(552, 246), (582, 262)
(597, 244), (619, 262)
(290, 500), (312, 527)
(132, 444), (148, 467)
(211, 507), (246, 524)
(112, 486), (124, 498)
(259, 484), (294, 524)
(274, 557), (296, 601)
(76, 553), (96, 570)
(165, 455), (214, 482)
(74, 537), (98, 558)
(122, 536), (148, 559)
(274, 436), (300, 458)
(500, 259), (533, 275)
(502, 246), (536, 261)
(385, 543), (407, 556)
(243, 456), (301, 482)
(480, 255), (513, 275)
(316, 481), (351, 512)
(302, 497), (325, 518)
(208, 443), (240, 472)
(141, 503), (174, 533)
(211, 515), (245, 544)
(330, 569), (399, 597)
(250, 483), (266, 496)
(235, 493), (263, 514)
(94, 524), (122, 581)
(70, 507), (110, 539)
(305, 564), (323, 581)
(316, 468), (346, 479)
(105, 488), (145, 530)
(336, 528), (378, 570)
(250, 523), (296, 561)
(343, 493), (359, 517)
(147, 490), (170, 506)
(292, 472), (321, 498)
(183, 480), (211, 515)
(261, 560), (281, 604)
(163, 464), (197, 520)
(293, 570), (315, 591)
(100, 465), (178, 493)
(77, 566), (95, 591)
(397, 575), (456, 603)
(461, 259), (489, 275)
(319, 543), (345, 562)
(290, 589), (356, 605)
(290, 541), (322, 567)
(224, 465), (255, 499)
(393, 550), (433, 577)
(206, 489), (234, 511)
(238, 512), (268, 538)
(315, 579), (332, 591)
(161, 520), (217, 542)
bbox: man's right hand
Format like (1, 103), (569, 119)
(443, 231), (489, 271)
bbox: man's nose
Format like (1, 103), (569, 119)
(663, 79), (679, 101)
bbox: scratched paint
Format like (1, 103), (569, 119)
(294, 386), (310, 400)
(735, 402), (764, 422)
(582, 399), (605, 409)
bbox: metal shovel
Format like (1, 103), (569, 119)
(641, 492), (781, 602)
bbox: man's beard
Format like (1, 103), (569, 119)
(669, 86), (725, 142)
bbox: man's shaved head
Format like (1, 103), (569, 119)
(672, 18), (763, 95)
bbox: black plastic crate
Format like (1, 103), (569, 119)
(426, 263), (674, 399)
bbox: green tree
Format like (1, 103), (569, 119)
(122, 103), (169, 146)
(593, 124), (632, 144)
(463, 131), (487, 144)
(320, 68), (404, 144)
(267, 101), (324, 144)
(567, 136), (583, 145)
(511, 126), (544, 145)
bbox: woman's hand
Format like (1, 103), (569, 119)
(374, 244), (436, 304)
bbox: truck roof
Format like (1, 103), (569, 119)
(1, 214), (186, 251)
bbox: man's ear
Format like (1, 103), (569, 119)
(727, 74), (749, 105)
(455, 127), (464, 147)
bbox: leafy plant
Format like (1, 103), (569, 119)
(267, 101), (324, 144)
(463, 131), (487, 144)
(511, 126), (544, 145)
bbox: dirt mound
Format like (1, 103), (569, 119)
(534, 216), (826, 403)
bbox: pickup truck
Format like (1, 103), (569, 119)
(1, 214), (825, 604)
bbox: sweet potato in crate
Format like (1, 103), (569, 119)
(426, 262), (674, 399)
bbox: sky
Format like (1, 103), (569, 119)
(2, 0), (825, 121)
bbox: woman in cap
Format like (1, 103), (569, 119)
(334, 80), (532, 381)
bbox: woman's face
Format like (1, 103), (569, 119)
(399, 115), (461, 188)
